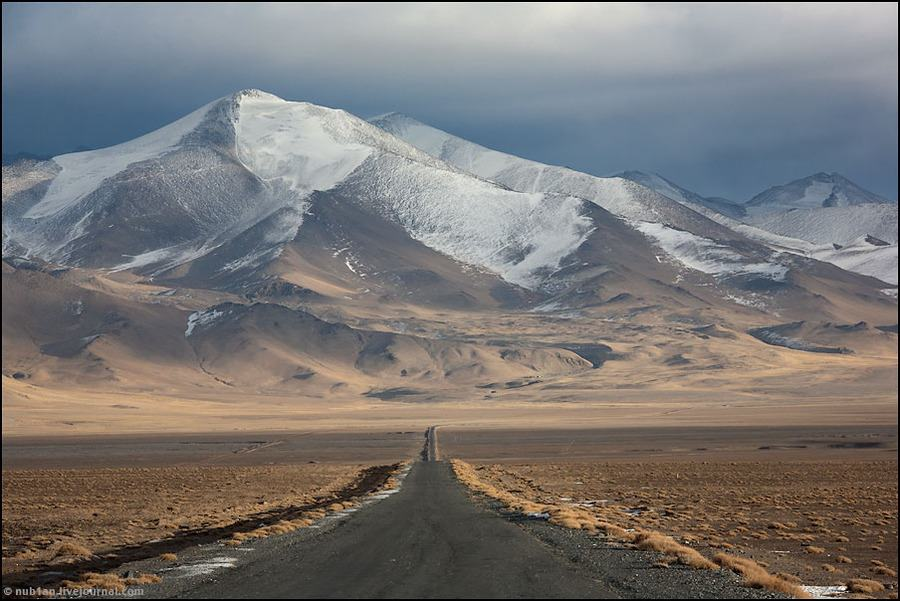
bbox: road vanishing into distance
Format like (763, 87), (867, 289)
(148, 427), (612, 598)
(135, 428), (775, 599)
(185, 461), (612, 598)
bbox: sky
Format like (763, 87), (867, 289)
(2, 3), (897, 201)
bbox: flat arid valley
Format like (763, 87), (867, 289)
(2, 3), (897, 599)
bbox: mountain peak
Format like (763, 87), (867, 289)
(747, 172), (892, 209)
(232, 88), (284, 103)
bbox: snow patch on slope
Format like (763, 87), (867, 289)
(634, 222), (787, 280)
(620, 171), (692, 205)
(793, 179), (835, 209)
(812, 241), (898, 285)
(371, 114), (704, 227)
(745, 204), (898, 246)
(185, 308), (226, 337)
(617, 170), (746, 219)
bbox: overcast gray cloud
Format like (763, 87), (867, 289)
(2, 2), (897, 200)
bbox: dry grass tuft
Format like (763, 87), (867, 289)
(835, 555), (853, 564)
(125, 573), (162, 585)
(714, 553), (811, 599)
(872, 565), (896, 577)
(62, 570), (161, 591)
(62, 572), (127, 592)
(804, 546), (826, 555)
(596, 521), (632, 540)
(774, 572), (802, 584)
(455, 457), (898, 598)
(51, 541), (93, 559)
(633, 531), (717, 569)
(159, 552), (177, 561)
(846, 578), (885, 594)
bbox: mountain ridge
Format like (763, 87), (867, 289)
(3, 90), (896, 306)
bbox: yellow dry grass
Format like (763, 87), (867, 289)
(125, 573), (162, 585)
(62, 572), (127, 592)
(847, 578), (886, 594)
(632, 532), (717, 569)
(3, 462), (368, 564)
(61, 571), (160, 591)
(713, 553), (811, 598)
(51, 541), (93, 559)
(222, 463), (406, 546)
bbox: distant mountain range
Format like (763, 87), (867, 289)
(373, 112), (896, 285)
(2, 90), (896, 401)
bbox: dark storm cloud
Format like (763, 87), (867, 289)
(2, 3), (897, 200)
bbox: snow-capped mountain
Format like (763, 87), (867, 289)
(2, 91), (896, 405)
(369, 113), (803, 285)
(3, 90), (595, 290)
(371, 112), (900, 291)
(613, 170), (897, 284)
(3, 91), (895, 321)
(747, 172), (893, 211)
(370, 114), (734, 232)
(733, 173), (897, 284)
(741, 172), (896, 249)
